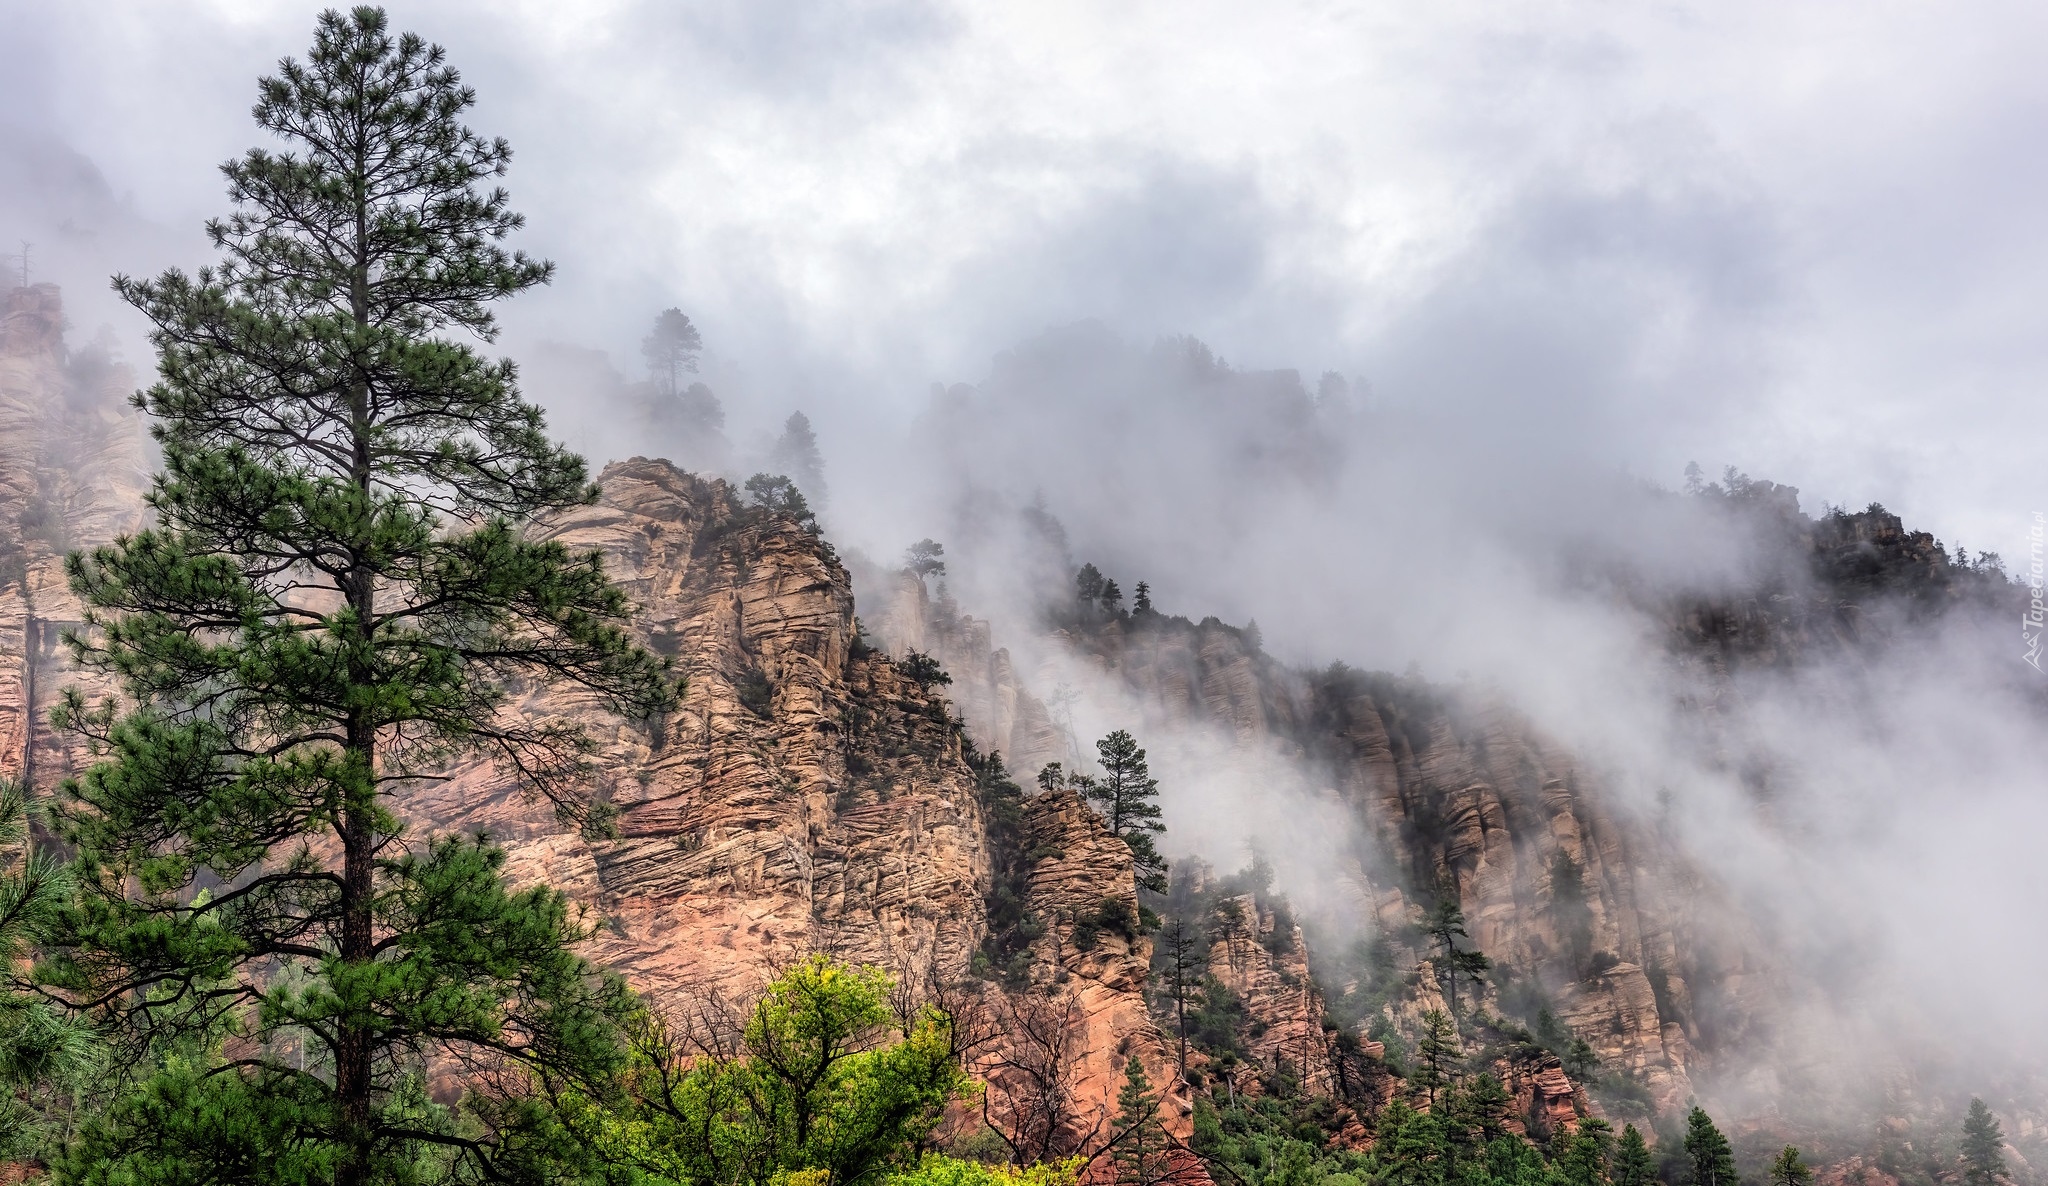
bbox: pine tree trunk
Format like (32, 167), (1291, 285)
(336, 231), (377, 1181)
(336, 744), (375, 1186)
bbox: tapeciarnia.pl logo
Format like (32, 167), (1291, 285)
(2026, 511), (2045, 672)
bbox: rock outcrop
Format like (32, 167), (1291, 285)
(1013, 787), (1193, 1141)
(1490, 1051), (1587, 1142)
(1201, 892), (1335, 1097)
(406, 458), (997, 1002)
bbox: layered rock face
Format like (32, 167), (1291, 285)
(1010, 787), (1194, 1141)
(862, 568), (1067, 778)
(443, 462), (1192, 1148)
(405, 458), (998, 1002)
(1201, 892), (1335, 1098)
(1640, 480), (2019, 675)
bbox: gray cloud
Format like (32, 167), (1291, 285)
(5, 2), (2043, 558)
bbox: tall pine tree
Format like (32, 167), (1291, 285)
(1614, 1123), (1656, 1186)
(41, 9), (672, 1182)
(641, 307), (702, 396)
(1961, 1098), (2008, 1186)
(1413, 1008), (1460, 1108)
(1111, 1055), (1175, 1186)
(1085, 730), (1168, 893)
(1685, 1106), (1738, 1186)
(1420, 879), (1489, 1018)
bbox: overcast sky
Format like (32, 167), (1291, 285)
(4, 0), (2045, 559)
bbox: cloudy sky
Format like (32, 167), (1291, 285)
(3, 0), (2044, 558)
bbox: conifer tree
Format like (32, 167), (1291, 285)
(1556, 1118), (1615, 1186)
(1370, 1099), (1448, 1186)
(1111, 1055), (1173, 1186)
(1085, 730), (1168, 893)
(1157, 916), (1201, 1077)
(1565, 1037), (1602, 1083)
(1480, 1132), (1548, 1186)
(1075, 564), (1108, 618)
(904, 538), (946, 582)
(1685, 1106), (1738, 1186)
(1769, 1146), (1814, 1186)
(641, 307), (702, 396)
(771, 410), (826, 505)
(1461, 1072), (1512, 1144)
(1548, 849), (1595, 977)
(1961, 1098), (2008, 1186)
(0, 782), (94, 1163)
(1420, 880), (1489, 1018)
(744, 473), (817, 528)
(1413, 1008), (1460, 1108)
(1615, 1123), (1656, 1186)
(40, 9), (673, 1181)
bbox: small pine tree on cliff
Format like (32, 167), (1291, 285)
(42, 9), (673, 1182)
(1413, 1008), (1460, 1108)
(1086, 730), (1168, 893)
(1615, 1123), (1656, 1186)
(1420, 879), (1489, 1018)
(1962, 1098), (2008, 1186)
(641, 306), (702, 396)
(904, 538), (946, 582)
(1548, 848), (1595, 977)
(745, 472), (817, 527)
(1769, 1146), (1814, 1186)
(1111, 1055), (1174, 1186)
(1157, 916), (1201, 1077)
(771, 410), (826, 506)
(1685, 1106), (1739, 1186)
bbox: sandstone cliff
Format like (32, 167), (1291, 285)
(394, 459), (995, 1001)
(1200, 891), (1336, 1098)
(419, 460), (1185, 1154)
(1010, 786), (1194, 1142)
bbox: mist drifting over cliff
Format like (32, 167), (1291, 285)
(874, 330), (2047, 1122)
(5, 0), (2047, 1138)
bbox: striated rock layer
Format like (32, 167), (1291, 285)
(1201, 892), (1336, 1098)
(1012, 787), (1195, 1141)
(408, 458), (997, 999)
